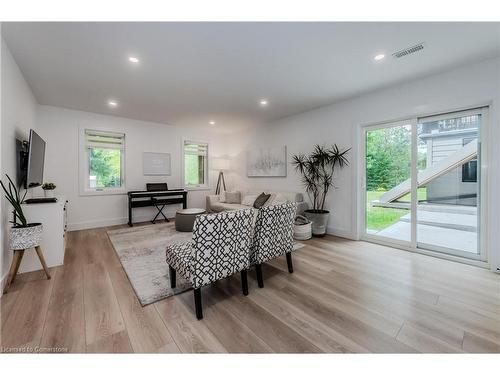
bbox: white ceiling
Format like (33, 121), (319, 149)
(3, 22), (499, 133)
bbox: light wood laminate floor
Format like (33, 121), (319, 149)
(1, 222), (499, 353)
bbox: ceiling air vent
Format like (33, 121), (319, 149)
(392, 43), (425, 59)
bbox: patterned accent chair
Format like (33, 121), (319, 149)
(165, 209), (254, 320)
(251, 202), (297, 287)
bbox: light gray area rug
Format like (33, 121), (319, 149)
(107, 222), (306, 306)
(107, 222), (192, 306)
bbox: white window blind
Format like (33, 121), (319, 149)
(183, 141), (208, 156)
(85, 130), (125, 149)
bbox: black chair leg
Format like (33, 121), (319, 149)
(255, 264), (264, 288)
(194, 288), (203, 320)
(169, 265), (176, 288)
(286, 252), (294, 273)
(241, 270), (249, 296)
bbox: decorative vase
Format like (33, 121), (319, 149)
(44, 189), (55, 198)
(303, 210), (330, 237)
(9, 223), (43, 250)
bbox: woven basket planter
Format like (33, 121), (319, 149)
(294, 215), (312, 240)
(294, 221), (312, 240)
(9, 223), (43, 250)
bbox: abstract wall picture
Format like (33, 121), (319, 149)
(247, 146), (287, 177)
(143, 152), (171, 175)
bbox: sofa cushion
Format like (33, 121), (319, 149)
(218, 192), (226, 203)
(210, 202), (225, 212)
(208, 189), (306, 213)
(243, 190), (303, 203)
(269, 193), (288, 206)
(263, 193), (276, 207)
(268, 191), (303, 203)
(241, 194), (258, 206)
(224, 191), (241, 204)
(253, 193), (271, 209)
(219, 203), (249, 211)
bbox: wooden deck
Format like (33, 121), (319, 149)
(1, 222), (499, 353)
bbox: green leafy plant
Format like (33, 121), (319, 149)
(292, 144), (350, 212)
(0, 174), (28, 227)
(42, 182), (56, 190)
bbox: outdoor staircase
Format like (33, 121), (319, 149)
(377, 139), (478, 203)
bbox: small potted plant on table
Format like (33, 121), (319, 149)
(1, 174), (43, 250)
(42, 182), (56, 198)
(292, 145), (349, 237)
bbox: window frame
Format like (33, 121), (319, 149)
(79, 127), (127, 196)
(181, 138), (210, 191)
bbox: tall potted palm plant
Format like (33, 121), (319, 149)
(292, 144), (349, 236)
(0, 174), (42, 250)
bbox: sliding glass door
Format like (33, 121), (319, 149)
(364, 120), (413, 244)
(416, 110), (483, 258)
(363, 108), (487, 261)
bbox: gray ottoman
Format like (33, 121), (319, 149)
(175, 208), (206, 232)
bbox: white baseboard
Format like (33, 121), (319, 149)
(67, 214), (175, 231)
(326, 226), (356, 240)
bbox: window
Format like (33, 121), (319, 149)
(81, 129), (125, 194)
(183, 140), (208, 188)
(462, 159), (477, 182)
(462, 137), (478, 183)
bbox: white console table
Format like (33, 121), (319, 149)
(19, 197), (68, 273)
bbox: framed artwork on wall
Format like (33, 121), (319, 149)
(247, 146), (287, 177)
(143, 152), (171, 176)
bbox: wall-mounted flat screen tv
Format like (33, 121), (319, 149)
(25, 129), (46, 189)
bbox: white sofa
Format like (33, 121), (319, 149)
(206, 190), (308, 215)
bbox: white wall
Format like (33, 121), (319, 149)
(1, 27), (3, 286)
(228, 57), (500, 270)
(2, 34), (498, 275)
(0, 28), (3, 283)
(1, 38), (38, 281)
(36, 105), (229, 231)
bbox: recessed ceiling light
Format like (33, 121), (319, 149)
(259, 99), (268, 106)
(209, 121), (216, 126)
(108, 100), (118, 107)
(374, 53), (385, 61)
(128, 56), (140, 63)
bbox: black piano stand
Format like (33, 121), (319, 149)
(127, 189), (187, 227)
(151, 203), (169, 224)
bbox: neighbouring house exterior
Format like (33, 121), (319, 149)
(419, 115), (480, 206)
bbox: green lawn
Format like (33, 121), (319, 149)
(366, 188), (426, 231)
